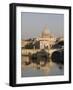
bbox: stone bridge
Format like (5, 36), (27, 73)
(22, 49), (61, 57)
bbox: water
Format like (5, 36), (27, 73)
(21, 56), (64, 77)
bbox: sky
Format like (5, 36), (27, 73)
(21, 12), (64, 40)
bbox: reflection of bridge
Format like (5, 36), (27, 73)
(22, 49), (61, 57)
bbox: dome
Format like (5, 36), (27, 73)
(41, 26), (52, 38)
(42, 27), (49, 35)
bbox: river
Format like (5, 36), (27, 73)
(21, 56), (64, 77)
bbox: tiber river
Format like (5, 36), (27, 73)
(21, 56), (64, 77)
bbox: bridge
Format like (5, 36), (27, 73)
(21, 48), (61, 57)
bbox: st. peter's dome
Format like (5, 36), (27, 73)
(41, 26), (53, 38)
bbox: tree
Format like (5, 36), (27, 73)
(51, 50), (64, 64)
(25, 42), (33, 49)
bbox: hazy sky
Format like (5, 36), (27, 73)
(21, 12), (64, 40)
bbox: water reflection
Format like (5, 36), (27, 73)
(21, 55), (64, 77)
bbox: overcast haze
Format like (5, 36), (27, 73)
(21, 12), (64, 40)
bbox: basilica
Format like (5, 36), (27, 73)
(22, 27), (60, 49)
(35, 26), (56, 49)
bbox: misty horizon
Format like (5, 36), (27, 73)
(21, 12), (64, 40)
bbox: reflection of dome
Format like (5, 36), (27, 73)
(41, 26), (52, 38)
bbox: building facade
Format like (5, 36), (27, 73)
(35, 27), (56, 49)
(21, 27), (59, 49)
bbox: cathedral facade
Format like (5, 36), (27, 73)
(35, 27), (56, 49)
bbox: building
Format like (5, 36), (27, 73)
(21, 26), (59, 49)
(35, 26), (56, 49)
